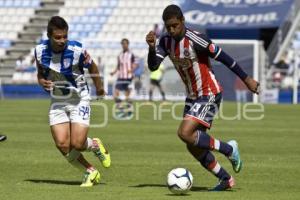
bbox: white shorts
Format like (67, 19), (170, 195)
(49, 100), (90, 126)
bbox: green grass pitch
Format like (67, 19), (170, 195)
(0, 99), (299, 200)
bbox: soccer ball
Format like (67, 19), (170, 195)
(167, 168), (193, 194)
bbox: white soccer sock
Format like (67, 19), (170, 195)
(85, 137), (93, 151)
(65, 149), (86, 173)
(214, 139), (220, 151)
(211, 162), (221, 175)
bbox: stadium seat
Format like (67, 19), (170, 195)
(23, 0), (172, 78)
(292, 41), (300, 49)
(295, 32), (300, 40)
(84, 24), (93, 32)
(69, 32), (79, 40)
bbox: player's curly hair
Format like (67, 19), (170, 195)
(47, 16), (68, 35)
(162, 4), (184, 21)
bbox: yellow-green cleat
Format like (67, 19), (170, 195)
(80, 170), (101, 187)
(92, 138), (111, 168)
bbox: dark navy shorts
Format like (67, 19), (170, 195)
(115, 78), (132, 91)
(183, 93), (222, 128)
(150, 79), (161, 86)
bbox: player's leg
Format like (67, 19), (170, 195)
(124, 79), (133, 102)
(70, 123), (111, 168)
(114, 78), (123, 103)
(186, 145), (228, 178)
(50, 123), (70, 155)
(69, 123), (101, 187)
(114, 88), (121, 103)
(50, 123), (92, 173)
(50, 106), (88, 171)
(186, 142), (234, 191)
(178, 119), (233, 155)
(157, 81), (166, 101)
(149, 80), (155, 101)
(70, 101), (111, 168)
(122, 80), (134, 118)
(178, 117), (241, 172)
(125, 88), (132, 102)
(187, 145), (234, 191)
(179, 94), (242, 172)
(49, 103), (100, 187)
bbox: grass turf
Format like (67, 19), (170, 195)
(0, 99), (299, 200)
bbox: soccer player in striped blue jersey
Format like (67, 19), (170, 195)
(146, 5), (260, 191)
(34, 16), (111, 187)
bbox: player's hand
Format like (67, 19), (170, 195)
(83, 50), (92, 65)
(244, 77), (260, 94)
(38, 78), (53, 91)
(146, 31), (156, 49)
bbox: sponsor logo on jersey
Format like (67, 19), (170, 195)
(209, 43), (218, 54)
(184, 48), (191, 57)
(63, 58), (71, 68)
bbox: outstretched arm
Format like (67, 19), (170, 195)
(80, 50), (106, 97)
(189, 31), (260, 94)
(213, 48), (260, 94)
(88, 61), (106, 97)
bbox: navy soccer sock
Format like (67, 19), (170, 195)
(198, 150), (231, 180)
(194, 130), (233, 157)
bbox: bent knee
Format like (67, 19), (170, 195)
(71, 140), (86, 150)
(177, 129), (194, 143)
(55, 142), (70, 154)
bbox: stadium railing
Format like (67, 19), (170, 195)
(267, 0), (300, 64)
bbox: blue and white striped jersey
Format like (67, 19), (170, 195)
(34, 40), (91, 100)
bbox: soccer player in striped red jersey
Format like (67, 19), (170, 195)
(146, 5), (260, 191)
(110, 38), (138, 104)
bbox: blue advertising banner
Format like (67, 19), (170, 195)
(177, 0), (294, 29)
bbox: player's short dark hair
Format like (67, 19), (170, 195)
(47, 16), (68, 35)
(162, 4), (183, 21)
(121, 38), (129, 44)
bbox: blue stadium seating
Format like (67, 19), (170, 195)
(0, 0), (40, 8)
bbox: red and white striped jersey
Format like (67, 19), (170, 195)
(156, 28), (223, 98)
(117, 50), (136, 79)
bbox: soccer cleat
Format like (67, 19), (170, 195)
(80, 170), (101, 187)
(211, 176), (235, 191)
(228, 140), (242, 173)
(92, 138), (111, 168)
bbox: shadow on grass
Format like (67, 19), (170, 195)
(24, 179), (106, 186)
(130, 183), (209, 192)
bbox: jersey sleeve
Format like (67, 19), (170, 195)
(34, 48), (38, 63)
(190, 32), (221, 59)
(191, 31), (248, 80)
(148, 35), (168, 71)
(34, 45), (44, 65)
(156, 36), (168, 59)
